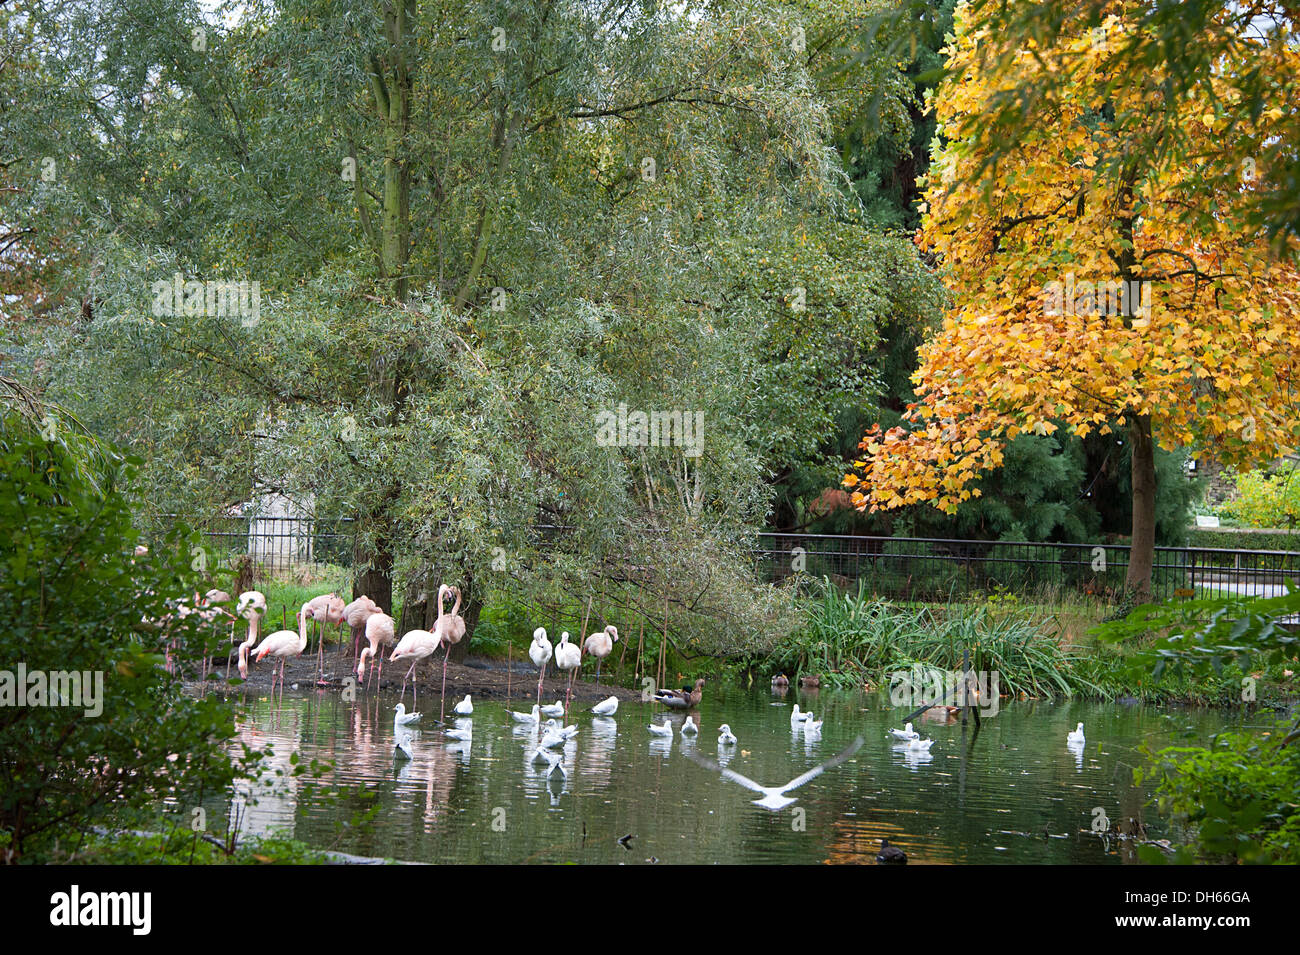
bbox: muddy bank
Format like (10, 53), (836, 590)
(195, 647), (644, 705)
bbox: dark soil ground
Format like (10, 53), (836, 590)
(194, 643), (642, 705)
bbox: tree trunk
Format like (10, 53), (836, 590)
(352, 530), (393, 614)
(1125, 414), (1157, 600)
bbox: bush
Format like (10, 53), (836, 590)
(1218, 468), (1300, 528)
(0, 411), (263, 862)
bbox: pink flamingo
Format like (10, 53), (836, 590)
(583, 624), (619, 685)
(554, 631), (581, 717)
(302, 593), (345, 679)
(389, 629), (442, 708)
(341, 595), (381, 658)
(253, 607), (308, 700)
(356, 612), (396, 690)
(529, 627), (552, 708)
(434, 585), (467, 720)
(235, 591), (266, 680)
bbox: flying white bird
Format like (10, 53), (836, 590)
(685, 736), (865, 811)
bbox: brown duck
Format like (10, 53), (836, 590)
(655, 677), (705, 709)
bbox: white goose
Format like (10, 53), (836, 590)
(453, 694), (473, 716)
(718, 724), (738, 746)
(592, 695), (619, 716)
(889, 722), (919, 741)
(685, 736), (865, 811)
(1067, 722), (1086, 746)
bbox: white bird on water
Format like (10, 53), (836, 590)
(454, 694), (473, 716)
(510, 704), (541, 724)
(394, 702), (421, 726)
(1067, 722), (1086, 746)
(681, 716), (699, 735)
(685, 736), (865, 811)
(889, 722), (919, 741)
(718, 724), (738, 746)
(648, 719), (674, 738)
(592, 695), (618, 716)
(540, 700), (565, 718)
(906, 737), (934, 752)
(394, 730), (415, 761)
(790, 704), (809, 725)
(446, 722), (472, 741)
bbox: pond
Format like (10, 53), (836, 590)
(216, 686), (1255, 864)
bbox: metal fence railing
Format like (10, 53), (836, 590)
(166, 515), (1300, 602)
(752, 532), (1300, 602)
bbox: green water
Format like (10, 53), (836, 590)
(219, 686), (1253, 864)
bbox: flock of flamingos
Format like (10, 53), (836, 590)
(172, 581), (623, 721)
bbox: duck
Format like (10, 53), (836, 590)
(655, 677), (705, 709)
(681, 716), (699, 735)
(539, 700), (566, 718)
(1067, 722), (1086, 746)
(798, 674), (821, 688)
(648, 719), (674, 737)
(876, 839), (907, 864)
(906, 737), (934, 752)
(718, 724), (738, 746)
(592, 695), (619, 716)
(453, 694), (473, 716)
(889, 722), (919, 741)
(771, 674), (789, 688)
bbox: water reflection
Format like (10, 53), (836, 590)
(218, 689), (1250, 864)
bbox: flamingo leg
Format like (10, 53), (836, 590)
(440, 645), (451, 722)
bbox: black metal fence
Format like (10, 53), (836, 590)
(183, 515), (355, 577)
(173, 515), (1300, 602)
(753, 532), (1300, 602)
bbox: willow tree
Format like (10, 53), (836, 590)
(9, 0), (934, 655)
(847, 3), (1300, 596)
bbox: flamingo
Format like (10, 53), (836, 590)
(302, 593), (345, 678)
(529, 627), (553, 707)
(684, 736), (865, 811)
(554, 631), (581, 715)
(389, 628), (442, 708)
(434, 585), (467, 720)
(583, 624), (619, 685)
(252, 607), (308, 699)
(356, 612), (396, 689)
(341, 595), (381, 657)
(235, 591), (266, 680)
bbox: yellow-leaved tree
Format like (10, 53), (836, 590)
(847, 2), (1300, 596)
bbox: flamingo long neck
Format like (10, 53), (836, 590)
(451, 588), (462, 617)
(435, 587), (449, 625)
(297, 609), (308, 653)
